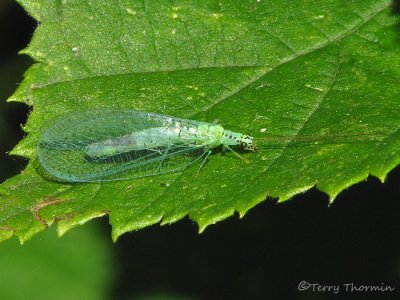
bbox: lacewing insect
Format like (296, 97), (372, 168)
(37, 108), (384, 183)
(37, 109), (255, 182)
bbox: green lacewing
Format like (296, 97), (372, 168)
(37, 109), (255, 182)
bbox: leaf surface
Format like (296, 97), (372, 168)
(1, 0), (399, 242)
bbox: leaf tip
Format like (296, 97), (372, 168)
(53, 210), (107, 241)
(160, 212), (187, 226)
(276, 184), (316, 203)
(111, 227), (124, 243)
(328, 193), (338, 205)
(18, 48), (29, 56)
(238, 210), (247, 219)
(17, 225), (45, 245)
(111, 234), (119, 243)
(0, 227), (16, 243)
(197, 223), (208, 234)
(376, 174), (387, 183)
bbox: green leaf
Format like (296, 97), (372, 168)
(1, 0), (399, 243)
(0, 222), (114, 300)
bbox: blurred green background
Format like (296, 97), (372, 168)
(0, 1), (399, 300)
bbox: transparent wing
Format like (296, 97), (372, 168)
(37, 109), (208, 182)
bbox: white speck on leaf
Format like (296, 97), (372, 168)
(256, 83), (268, 89)
(35, 51), (44, 58)
(211, 13), (223, 18)
(185, 85), (199, 90)
(305, 84), (324, 92)
(255, 114), (268, 120)
(126, 8), (137, 15)
(72, 47), (79, 55)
